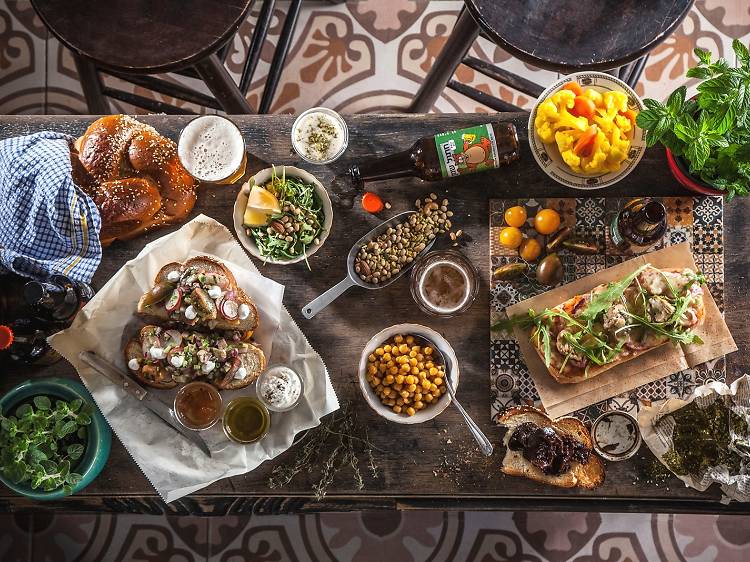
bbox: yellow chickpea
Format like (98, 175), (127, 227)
(375, 347), (385, 356)
(394, 335), (404, 344)
(430, 384), (438, 393)
(417, 354), (424, 362)
(388, 366), (397, 376)
(400, 390), (409, 399)
(396, 397), (404, 406)
(408, 384), (417, 393)
(385, 399), (395, 407)
(421, 379), (431, 390)
(425, 361), (434, 369)
(384, 374), (394, 385)
(384, 344), (392, 353)
(403, 397), (412, 405)
(398, 344), (409, 354)
(368, 354), (376, 362)
(397, 356), (408, 364)
(425, 393), (434, 402)
(409, 357), (418, 366)
(393, 383), (403, 392)
(367, 364), (377, 375)
(392, 405), (402, 414)
(434, 377), (443, 387)
(382, 353), (391, 362)
(375, 383), (384, 392)
(415, 392), (422, 402)
(424, 346), (433, 355)
(395, 374), (405, 384)
(400, 363), (411, 373)
(411, 366), (419, 375)
(406, 406), (416, 416)
(415, 400), (424, 410)
(406, 335), (414, 345)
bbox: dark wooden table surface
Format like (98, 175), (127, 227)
(1, 114), (748, 515)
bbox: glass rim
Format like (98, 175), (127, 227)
(222, 396), (270, 444)
(177, 114), (247, 183)
(409, 249), (479, 317)
(291, 107), (349, 165)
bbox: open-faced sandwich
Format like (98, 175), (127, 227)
(498, 406), (604, 489)
(125, 324), (266, 390)
(137, 256), (259, 332)
(500, 264), (705, 384)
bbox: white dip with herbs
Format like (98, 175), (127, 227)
(293, 112), (345, 162)
(259, 366), (302, 410)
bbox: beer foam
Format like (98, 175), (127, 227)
(178, 115), (245, 182)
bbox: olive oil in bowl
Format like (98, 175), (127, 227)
(222, 397), (270, 444)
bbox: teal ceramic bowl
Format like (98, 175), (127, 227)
(0, 377), (111, 500)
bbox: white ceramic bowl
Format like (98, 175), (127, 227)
(358, 324), (459, 425)
(528, 71), (646, 190)
(233, 166), (333, 265)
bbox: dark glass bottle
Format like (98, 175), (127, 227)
(609, 198), (667, 250)
(0, 321), (61, 365)
(349, 122), (519, 187)
(0, 273), (94, 326)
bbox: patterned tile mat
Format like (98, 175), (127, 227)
(489, 196), (725, 425)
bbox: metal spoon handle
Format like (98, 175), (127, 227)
(445, 383), (494, 456)
(302, 276), (357, 319)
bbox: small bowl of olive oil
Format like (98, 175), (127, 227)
(222, 397), (270, 444)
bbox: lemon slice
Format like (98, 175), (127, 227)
(243, 184), (282, 227)
(246, 184), (281, 214)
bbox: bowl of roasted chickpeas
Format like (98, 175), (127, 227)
(358, 324), (459, 424)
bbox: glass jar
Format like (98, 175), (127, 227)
(409, 250), (479, 317)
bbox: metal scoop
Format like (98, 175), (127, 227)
(302, 211), (436, 319)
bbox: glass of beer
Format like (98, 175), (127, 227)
(177, 115), (247, 184)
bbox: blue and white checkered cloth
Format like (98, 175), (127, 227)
(0, 131), (102, 283)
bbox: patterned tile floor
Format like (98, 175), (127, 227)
(2, 1), (750, 560)
(1, 510), (749, 562)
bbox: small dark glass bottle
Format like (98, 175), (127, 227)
(349, 122), (519, 187)
(0, 273), (94, 326)
(0, 321), (61, 365)
(609, 198), (668, 251)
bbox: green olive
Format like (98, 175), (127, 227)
(536, 253), (563, 286)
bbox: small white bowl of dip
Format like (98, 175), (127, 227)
(256, 365), (304, 412)
(291, 107), (349, 165)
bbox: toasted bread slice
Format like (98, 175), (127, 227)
(498, 407), (605, 489)
(531, 266), (705, 384)
(137, 256), (259, 332)
(211, 341), (266, 390)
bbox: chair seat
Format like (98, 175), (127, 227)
(31, 0), (252, 73)
(466, 0), (693, 73)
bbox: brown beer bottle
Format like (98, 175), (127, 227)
(609, 198), (667, 250)
(349, 122), (519, 187)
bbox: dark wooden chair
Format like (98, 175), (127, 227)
(408, 0), (694, 113)
(31, 0), (302, 114)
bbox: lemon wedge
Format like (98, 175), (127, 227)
(243, 184), (281, 227)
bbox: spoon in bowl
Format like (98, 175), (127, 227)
(412, 335), (494, 457)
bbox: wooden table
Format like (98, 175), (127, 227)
(1, 114), (748, 515)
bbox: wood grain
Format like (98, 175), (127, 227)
(0, 114), (747, 514)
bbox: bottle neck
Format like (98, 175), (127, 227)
(632, 201), (666, 233)
(350, 147), (415, 187)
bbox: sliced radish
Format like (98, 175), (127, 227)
(163, 329), (183, 348)
(165, 288), (182, 312)
(220, 298), (239, 320)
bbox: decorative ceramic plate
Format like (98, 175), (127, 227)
(528, 71), (646, 190)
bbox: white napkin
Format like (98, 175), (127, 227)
(49, 214), (339, 502)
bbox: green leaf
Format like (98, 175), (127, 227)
(635, 108), (661, 130)
(734, 39), (750, 67)
(33, 396), (51, 411)
(687, 67), (712, 80)
(66, 443), (84, 460)
(15, 404), (32, 418)
(55, 421), (77, 439)
(578, 264), (652, 323)
(694, 48), (712, 65)
(666, 86), (687, 114)
(69, 399), (83, 413)
(686, 139), (711, 171)
(708, 105), (735, 135)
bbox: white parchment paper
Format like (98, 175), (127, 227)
(638, 375), (750, 503)
(48, 215), (339, 502)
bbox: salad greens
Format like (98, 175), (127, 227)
(0, 396), (92, 495)
(248, 167), (325, 267)
(636, 39), (750, 198)
(492, 265), (705, 377)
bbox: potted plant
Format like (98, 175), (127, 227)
(0, 378), (111, 499)
(636, 39), (750, 198)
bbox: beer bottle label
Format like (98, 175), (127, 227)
(433, 124), (500, 178)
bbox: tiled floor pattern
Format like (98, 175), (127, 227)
(2, 1), (750, 115)
(1, 511), (750, 562)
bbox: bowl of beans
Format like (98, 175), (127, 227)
(358, 324), (459, 424)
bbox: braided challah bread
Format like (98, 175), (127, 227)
(73, 115), (197, 245)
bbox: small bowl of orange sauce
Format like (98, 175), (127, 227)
(173, 382), (223, 431)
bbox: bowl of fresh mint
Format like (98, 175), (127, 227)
(636, 39), (750, 199)
(0, 377), (111, 500)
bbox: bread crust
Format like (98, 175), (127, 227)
(531, 267), (705, 384)
(498, 407), (605, 489)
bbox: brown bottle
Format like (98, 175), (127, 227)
(349, 122), (519, 187)
(609, 198), (667, 250)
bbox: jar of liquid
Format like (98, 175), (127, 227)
(410, 250), (479, 317)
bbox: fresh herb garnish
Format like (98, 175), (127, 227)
(636, 39), (750, 198)
(577, 264), (651, 323)
(0, 396), (92, 494)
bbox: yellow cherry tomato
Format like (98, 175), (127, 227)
(519, 238), (542, 262)
(534, 208), (561, 235)
(499, 227), (523, 249)
(504, 206), (527, 228)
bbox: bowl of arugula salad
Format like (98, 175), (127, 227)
(234, 165), (333, 266)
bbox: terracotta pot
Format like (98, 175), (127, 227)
(665, 147), (725, 196)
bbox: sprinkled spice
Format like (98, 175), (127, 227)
(292, 112), (346, 163)
(661, 400), (747, 476)
(257, 366), (303, 411)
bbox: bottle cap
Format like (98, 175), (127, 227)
(0, 325), (14, 350)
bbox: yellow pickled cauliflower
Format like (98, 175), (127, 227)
(534, 81), (637, 175)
